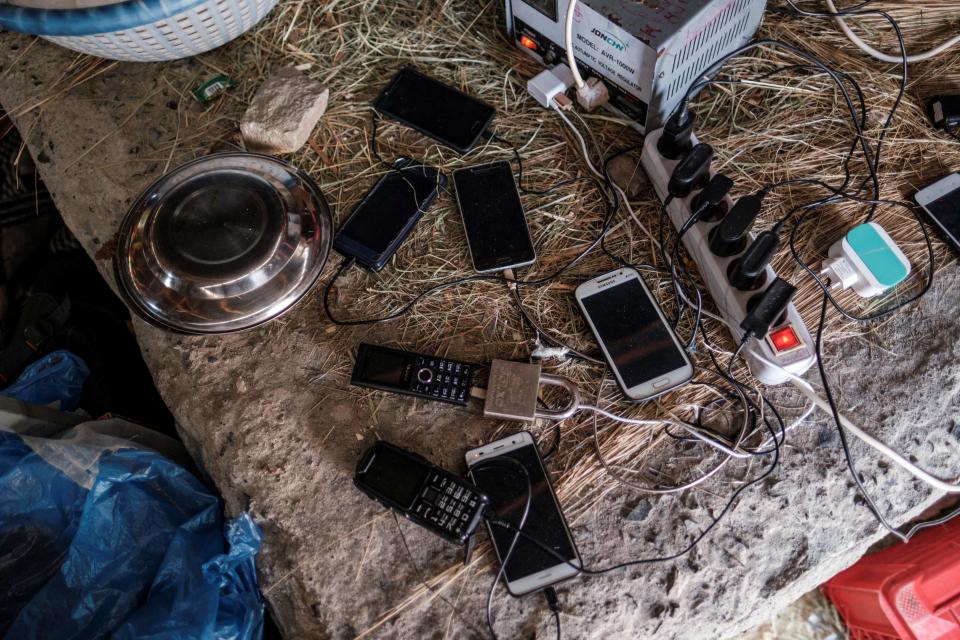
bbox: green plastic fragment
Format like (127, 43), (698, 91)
(191, 75), (237, 104)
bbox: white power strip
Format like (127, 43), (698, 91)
(641, 128), (815, 385)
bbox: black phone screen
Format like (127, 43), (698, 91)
(580, 277), (688, 388)
(355, 347), (411, 387)
(454, 162), (536, 272)
(375, 68), (495, 153)
(335, 166), (441, 268)
(359, 445), (428, 508)
(470, 443), (577, 583)
(921, 181), (960, 252)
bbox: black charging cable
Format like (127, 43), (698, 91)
(670, 38), (898, 222)
(322, 256), (512, 326)
(672, 11), (909, 231)
(470, 457), (533, 640)
(482, 401), (781, 579)
(321, 139), (630, 327)
(779, 0), (908, 212)
(544, 587), (562, 640)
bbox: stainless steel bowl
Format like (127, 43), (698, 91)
(114, 153), (332, 334)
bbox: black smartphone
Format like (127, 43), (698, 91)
(916, 172), (960, 255)
(374, 67), (496, 154)
(354, 441), (489, 544)
(350, 343), (474, 405)
(465, 431), (580, 596)
(453, 161), (536, 273)
(333, 160), (446, 271)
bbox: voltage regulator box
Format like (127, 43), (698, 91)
(505, 0), (767, 131)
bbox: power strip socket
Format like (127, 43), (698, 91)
(641, 128), (815, 385)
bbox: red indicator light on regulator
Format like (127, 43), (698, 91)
(520, 35), (538, 51)
(769, 325), (802, 353)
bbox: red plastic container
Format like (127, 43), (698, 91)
(822, 517), (960, 640)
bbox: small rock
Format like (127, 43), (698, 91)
(607, 151), (647, 199)
(241, 68), (329, 154)
(625, 500), (652, 522)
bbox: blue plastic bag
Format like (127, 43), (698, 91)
(0, 431), (86, 630)
(0, 428), (263, 640)
(0, 350), (90, 411)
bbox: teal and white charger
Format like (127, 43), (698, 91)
(821, 222), (911, 298)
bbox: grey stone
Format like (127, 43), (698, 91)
(608, 151), (647, 199)
(241, 68), (329, 154)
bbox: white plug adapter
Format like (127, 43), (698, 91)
(576, 77), (610, 111)
(527, 64), (574, 109)
(821, 222), (910, 298)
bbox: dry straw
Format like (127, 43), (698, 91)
(212, 0), (960, 634)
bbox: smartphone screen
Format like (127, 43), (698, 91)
(374, 68), (495, 154)
(454, 162), (536, 273)
(579, 277), (689, 390)
(917, 176), (960, 253)
(334, 165), (444, 270)
(468, 442), (578, 592)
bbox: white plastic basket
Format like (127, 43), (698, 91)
(5, 0), (278, 62)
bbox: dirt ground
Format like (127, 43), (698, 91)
(1, 0), (959, 638)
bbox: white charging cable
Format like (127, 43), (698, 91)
(556, 88), (960, 493)
(750, 349), (960, 493)
(551, 102), (750, 345)
(824, 0), (960, 64)
(564, 0), (586, 90)
(552, 103), (601, 177)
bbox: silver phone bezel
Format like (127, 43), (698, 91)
(574, 267), (694, 400)
(452, 162), (537, 274)
(916, 172), (960, 249)
(464, 431), (580, 596)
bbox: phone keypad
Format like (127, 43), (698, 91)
(410, 357), (472, 405)
(412, 472), (484, 539)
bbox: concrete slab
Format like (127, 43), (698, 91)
(1, 24), (958, 640)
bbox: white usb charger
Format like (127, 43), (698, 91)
(820, 222), (911, 298)
(526, 64), (575, 108)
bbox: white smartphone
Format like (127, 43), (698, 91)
(575, 267), (694, 401)
(915, 172), (960, 254)
(465, 432), (580, 596)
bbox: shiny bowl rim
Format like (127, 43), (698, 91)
(113, 152), (332, 335)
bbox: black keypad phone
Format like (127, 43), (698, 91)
(354, 441), (489, 544)
(413, 470), (485, 539)
(350, 343), (474, 405)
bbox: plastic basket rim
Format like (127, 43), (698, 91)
(0, 0), (212, 37)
